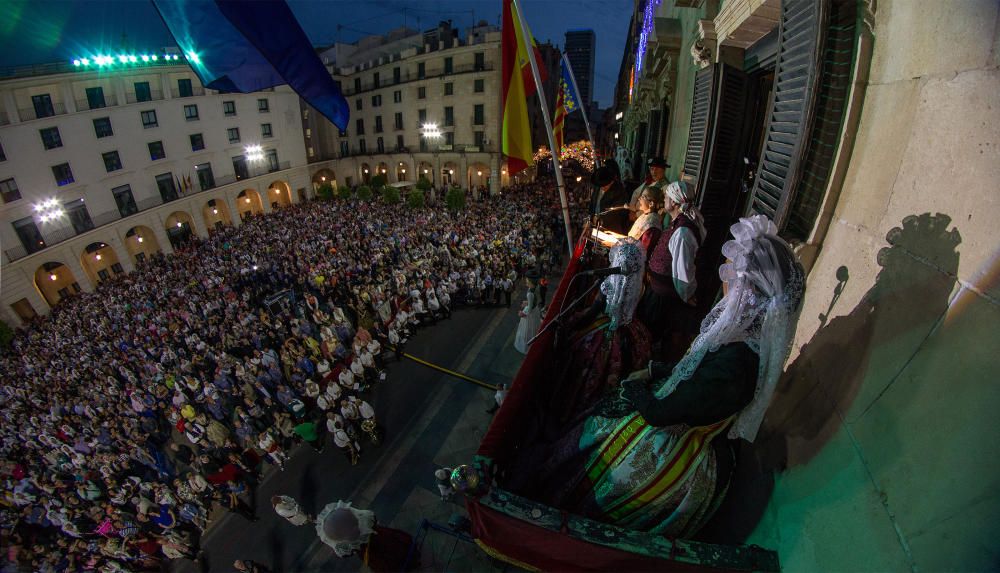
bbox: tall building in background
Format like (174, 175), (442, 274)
(564, 29), (595, 109)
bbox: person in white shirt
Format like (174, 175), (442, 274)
(272, 495), (312, 526)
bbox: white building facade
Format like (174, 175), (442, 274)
(303, 23), (506, 196)
(0, 57), (315, 323)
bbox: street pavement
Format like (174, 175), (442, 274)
(171, 291), (531, 573)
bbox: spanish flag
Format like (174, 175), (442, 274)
(502, 0), (546, 176)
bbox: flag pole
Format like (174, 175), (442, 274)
(561, 52), (596, 162)
(512, 0), (574, 258)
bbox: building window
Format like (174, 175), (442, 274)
(195, 163), (215, 190)
(266, 149), (279, 172)
(148, 141), (166, 161)
(155, 172), (178, 202)
(0, 178), (20, 203)
(13, 217), (45, 254)
(40, 127), (62, 150)
(258, 98), (269, 112)
(64, 199), (93, 234)
(227, 128), (240, 143)
(0, 141), (6, 161)
(232, 155), (249, 179)
(178, 78), (193, 97)
(393, 90), (402, 103)
(373, 72), (380, 87)
(93, 117), (113, 138)
(354, 77), (362, 92)
(377, 137), (384, 153)
(374, 116), (383, 133)
(396, 134), (404, 150)
(102, 150), (122, 172)
(474, 131), (485, 148)
(112, 184), (137, 216)
(223, 100), (236, 116)
(393, 66), (401, 84)
(445, 131), (454, 146)
(261, 123), (272, 138)
(359, 139), (366, 153)
(51, 163), (74, 186)
(474, 104), (484, 125)
(32, 94), (55, 118)
(86, 86), (106, 109)
(475, 51), (485, 71)
(371, 94), (382, 107)
(419, 138), (427, 152)
(418, 62), (425, 79)
(355, 98), (362, 111)
(184, 104), (199, 121)
(418, 109), (427, 123)
(140, 110), (158, 128)
(474, 79), (484, 93)
(444, 83), (453, 96)
(394, 112), (403, 130)
(444, 106), (454, 127)
(418, 86), (426, 99)
(190, 133), (205, 151)
(340, 141), (349, 157)
(134, 82), (151, 102)
(444, 57), (453, 74)
(355, 119), (365, 135)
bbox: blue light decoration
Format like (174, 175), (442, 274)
(69, 52), (192, 70)
(630, 0), (662, 100)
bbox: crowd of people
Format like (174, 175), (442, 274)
(0, 181), (575, 572)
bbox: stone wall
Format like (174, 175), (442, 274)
(744, 1), (1000, 570)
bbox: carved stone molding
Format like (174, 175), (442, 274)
(862, 0), (877, 34)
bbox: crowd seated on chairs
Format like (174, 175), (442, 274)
(0, 182), (575, 571)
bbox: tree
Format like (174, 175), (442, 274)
(416, 176), (432, 192)
(407, 189), (425, 209)
(382, 185), (401, 205)
(446, 186), (466, 212)
(356, 185), (373, 201)
(316, 183), (334, 201)
(371, 174), (387, 189)
(337, 185), (354, 200)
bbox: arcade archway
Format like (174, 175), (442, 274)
(203, 199), (232, 232)
(268, 180), (292, 209)
(80, 241), (123, 284)
(237, 189), (264, 219)
(124, 226), (160, 263)
(34, 262), (79, 308)
(164, 211), (196, 248)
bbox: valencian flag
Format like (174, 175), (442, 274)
(502, 0), (548, 176)
(553, 54), (583, 153)
(152, 0), (349, 131)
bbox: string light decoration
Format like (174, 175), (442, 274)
(533, 141), (595, 171)
(630, 0), (662, 100)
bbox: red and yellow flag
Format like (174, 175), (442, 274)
(502, 0), (546, 176)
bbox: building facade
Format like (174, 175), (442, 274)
(564, 29), (596, 109)
(0, 55), (316, 322)
(304, 22), (504, 195)
(611, 0), (1000, 570)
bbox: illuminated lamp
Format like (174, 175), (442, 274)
(50, 273), (57, 281)
(449, 169), (454, 174)
(118, 55), (128, 64)
(212, 208), (218, 214)
(73, 59), (81, 66)
(128, 55), (137, 63)
(151, 55), (158, 61)
(141, 55), (150, 62)
(176, 222), (183, 228)
(245, 198), (251, 204)
(137, 237), (144, 243)
(95, 254), (102, 261)
(477, 171), (482, 176)
(81, 58), (89, 66)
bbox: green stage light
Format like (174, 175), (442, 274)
(141, 55), (149, 62)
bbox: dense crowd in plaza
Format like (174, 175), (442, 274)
(0, 181), (576, 572)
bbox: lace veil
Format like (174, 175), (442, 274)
(653, 215), (805, 442)
(601, 237), (646, 331)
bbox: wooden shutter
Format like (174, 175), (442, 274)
(694, 63), (750, 312)
(748, 0), (829, 225)
(681, 66), (715, 185)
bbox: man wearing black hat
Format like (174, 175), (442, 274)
(626, 157), (671, 220)
(589, 163), (630, 235)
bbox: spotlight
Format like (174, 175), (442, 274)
(50, 273), (57, 281)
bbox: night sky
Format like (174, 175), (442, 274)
(0, 0), (632, 107)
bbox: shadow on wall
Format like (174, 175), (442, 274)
(699, 212), (962, 544)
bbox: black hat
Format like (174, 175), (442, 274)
(647, 157), (670, 168)
(591, 166), (617, 187)
(524, 268), (541, 280)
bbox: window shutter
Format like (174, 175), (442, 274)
(693, 63), (750, 311)
(681, 66), (715, 185)
(748, 0), (829, 225)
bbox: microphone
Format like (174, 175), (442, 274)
(579, 266), (627, 277)
(596, 206), (630, 216)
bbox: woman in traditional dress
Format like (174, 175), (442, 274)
(626, 184), (664, 255)
(315, 500), (417, 572)
(513, 270), (542, 354)
(521, 215), (805, 537)
(545, 238), (652, 429)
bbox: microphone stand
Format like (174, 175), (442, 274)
(527, 273), (603, 347)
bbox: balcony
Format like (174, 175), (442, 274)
(125, 90), (164, 104)
(75, 94), (119, 111)
(2, 162), (296, 263)
(172, 86), (206, 98)
(342, 61), (495, 96)
(17, 102), (68, 122)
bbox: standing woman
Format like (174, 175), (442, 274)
(513, 269), (542, 354)
(626, 184), (664, 256)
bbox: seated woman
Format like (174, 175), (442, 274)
(517, 216), (804, 538)
(545, 238), (651, 429)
